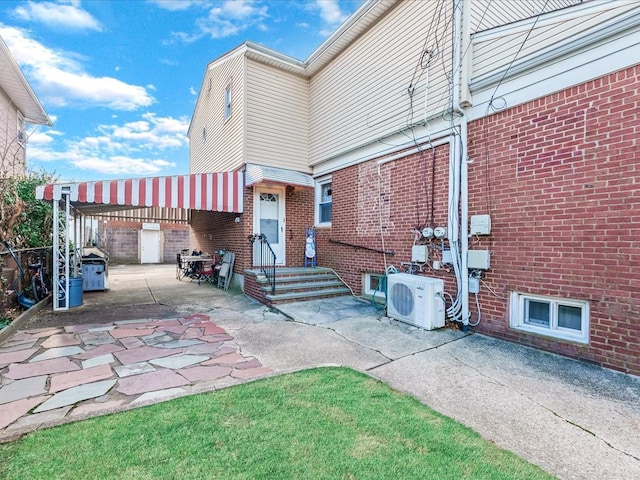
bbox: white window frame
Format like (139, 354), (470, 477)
(315, 176), (332, 227)
(17, 112), (26, 145)
(510, 292), (589, 344)
(364, 273), (386, 300)
(224, 84), (232, 121)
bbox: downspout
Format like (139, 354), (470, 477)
(453, 0), (470, 328)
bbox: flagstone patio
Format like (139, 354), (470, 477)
(0, 312), (272, 437)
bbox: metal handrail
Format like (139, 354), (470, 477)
(248, 234), (276, 295)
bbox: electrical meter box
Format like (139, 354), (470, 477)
(468, 250), (491, 270)
(411, 245), (428, 263)
(470, 214), (491, 235)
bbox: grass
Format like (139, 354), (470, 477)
(0, 367), (554, 480)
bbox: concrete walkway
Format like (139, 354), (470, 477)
(1, 264), (639, 480)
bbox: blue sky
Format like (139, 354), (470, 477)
(0, 0), (365, 182)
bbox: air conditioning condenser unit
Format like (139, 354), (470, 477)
(386, 273), (445, 330)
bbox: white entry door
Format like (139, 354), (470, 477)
(254, 186), (285, 265)
(140, 229), (161, 263)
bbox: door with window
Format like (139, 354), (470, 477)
(254, 186), (285, 265)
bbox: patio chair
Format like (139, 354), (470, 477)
(217, 252), (235, 291)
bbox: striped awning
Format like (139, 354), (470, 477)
(35, 172), (244, 213)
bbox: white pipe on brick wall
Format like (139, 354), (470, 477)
(453, 0), (470, 327)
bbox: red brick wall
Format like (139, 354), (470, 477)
(465, 64), (640, 375)
(317, 145), (454, 295)
(190, 185), (314, 276)
(320, 65), (640, 375)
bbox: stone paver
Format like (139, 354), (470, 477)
(149, 354), (210, 370)
(113, 346), (182, 364)
(78, 330), (116, 346)
(49, 364), (114, 393)
(204, 352), (244, 366)
(6, 406), (73, 431)
(30, 346), (84, 363)
(0, 308), (265, 434)
(73, 343), (124, 360)
(5, 357), (81, 380)
(114, 361), (156, 378)
(119, 337), (145, 349)
(34, 379), (117, 413)
(155, 339), (203, 349)
(0, 348), (37, 367)
(179, 365), (232, 382)
(0, 376), (48, 404)
(132, 387), (187, 404)
(41, 334), (81, 348)
(116, 370), (189, 396)
(0, 396), (49, 429)
(71, 400), (125, 417)
(110, 328), (155, 339)
(81, 353), (116, 369)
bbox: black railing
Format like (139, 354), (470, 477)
(249, 234), (276, 295)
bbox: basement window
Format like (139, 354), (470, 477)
(510, 292), (589, 343)
(364, 273), (386, 300)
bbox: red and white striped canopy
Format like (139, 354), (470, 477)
(35, 172), (243, 213)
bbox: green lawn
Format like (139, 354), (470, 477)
(0, 367), (554, 480)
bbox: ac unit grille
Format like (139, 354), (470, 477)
(390, 282), (414, 317)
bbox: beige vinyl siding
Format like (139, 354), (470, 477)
(472, 2), (638, 80)
(309, 0), (452, 165)
(189, 52), (245, 175)
(0, 88), (25, 177)
(470, 0), (582, 33)
(245, 59), (310, 173)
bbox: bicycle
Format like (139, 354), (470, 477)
(28, 261), (50, 302)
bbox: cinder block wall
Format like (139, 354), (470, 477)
(98, 220), (189, 264)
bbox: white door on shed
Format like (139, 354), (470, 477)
(140, 229), (161, 263)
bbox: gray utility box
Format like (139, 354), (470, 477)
(82, 262), (108, 291)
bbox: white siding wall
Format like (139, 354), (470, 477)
(0, 88), (25, 177)
(189, 52), (245, 175)
(245, 59), (310, 173)
(309, 0), (453, 165)
(472, 1), (638, 80)
(470, 0), (582, 33)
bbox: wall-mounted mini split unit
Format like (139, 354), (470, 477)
(386, 273), (445, 330)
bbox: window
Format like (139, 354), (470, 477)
(315, 177), (332, 226)
(364, 273), (386, 301)
(510, 292), (589, 343)
(224, 84), (232, 120)
(202, 126), (207, 142)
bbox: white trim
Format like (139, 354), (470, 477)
(363, 272), (386, 299)
(510, 292), (590, 344)
(315, 176), (332, 227)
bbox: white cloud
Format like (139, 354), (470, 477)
(27, 113), (188, 178)
(148, 0), (204, 12)
(174, 0), (269, 42)
(315, 0), (348, 25)
(72, 156), (175, 176)
(0, 25), (155, 110)
(12, 1), (102, 31)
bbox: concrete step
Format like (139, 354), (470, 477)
(265, 287), (352, 303)
(263, 279), (345, 293)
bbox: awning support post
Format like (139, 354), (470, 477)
(53, 187), (71, 311)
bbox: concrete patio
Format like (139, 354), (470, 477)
(0, 264), (638, 480)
